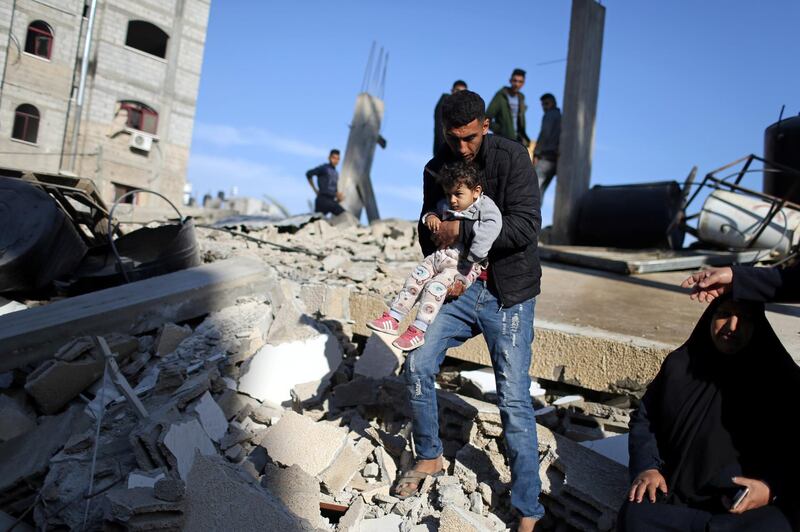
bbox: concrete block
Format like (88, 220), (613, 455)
(374, 446), (397, 484)
(354, 332), (405, 379)
(439, 505), (498, 532)
(24, 334), (137, 414)
(261, 463), (323, 528)
(238, 325), (343, 406)
(359, 514), (404, 532)
(184, 454), (312, 531)
(0, 257), (274, 372)
(105, 487), (184, 530)
(160, 418), (217, 480)
(155, 323), (192, 357)
(321, 253), (349, 272)
(0, 394), (35, 442)
(319, 441), (365, 494)
(191, 391), (227, 442)
(260, 411), (348, 476)
(154, 478), (185, 502)
(338, 495), (368, 531)
(290, 378), (328, 412)
(579, 434), (629, 467)
(216, 389), (261, 421)
(330, 377), (380, 409)
(127, 469), (165, 489)
(0, 404), (87, 493)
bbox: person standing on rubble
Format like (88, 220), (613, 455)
(486, 68), (531, 148)
(305, 149), (345, 216)
(392, 90), (543, 532)
(533, 93), (561, 198)
(433, 80), (468, 156)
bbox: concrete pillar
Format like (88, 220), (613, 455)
(552, 0), (605, 244)
(339, 93), (383, 222)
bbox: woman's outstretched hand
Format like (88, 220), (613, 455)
(629, 469), (668, 503)
(681, 267), (733, 303)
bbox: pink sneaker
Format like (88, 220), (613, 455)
(393, 326), (425, 351)
(367, 312), (400, 335)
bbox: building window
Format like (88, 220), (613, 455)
(119, 101), (158, 135)
(12, 104), (40, 143)
(125, 20), (168, 59)
(113, 183), (138, 205)
(25, 20), (54, 59)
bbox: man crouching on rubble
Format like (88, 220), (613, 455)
(392, 90), (544, 531)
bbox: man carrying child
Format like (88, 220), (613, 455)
(389, 90), (544, 531)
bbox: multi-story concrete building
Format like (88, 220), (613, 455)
(0, 0), (209, 207)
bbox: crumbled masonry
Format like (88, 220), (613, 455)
(0, 215), (631, 530)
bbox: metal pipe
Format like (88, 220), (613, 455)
(69, 0), (98, 171)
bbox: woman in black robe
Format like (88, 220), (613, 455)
(618, 296), (799, 531)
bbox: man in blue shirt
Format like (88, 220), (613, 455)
(306, 149), (345, 215)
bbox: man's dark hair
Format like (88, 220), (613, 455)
(540, 93), (556, 104)
(511, 68), (526, 78)
(329, 149), (340, 156)
(437, 160), (481, 191)
(441, 90), (485, 129)
(452, 79), (467, 90)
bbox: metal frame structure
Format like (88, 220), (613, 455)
(683, 154), (800, 255)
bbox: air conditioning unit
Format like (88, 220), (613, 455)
(129, 131), (153, 152)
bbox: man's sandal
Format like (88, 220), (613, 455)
(392, 469), (444, 500)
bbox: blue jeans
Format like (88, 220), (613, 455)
(403, 280), (544, 519)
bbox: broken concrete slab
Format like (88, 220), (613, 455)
(358, 513), (405, 532)
(184, 454), (314, 531)
(579, 434), (629, 467)
(374, 446), (397, 484)
(154, 478), (186, 502)
(338, 495), (368, 531)
(127, 469), (166, 489)
(105, 487), (184, 530)
(439, 504), (500, 532)
(537, 425), (628, 531)
(0, 394), (35, 442)
(0, 256), (274, 372)
(0, 404), (87, 493)
(192, 391), (228, 442)
(354, 332), (405, 379)
(155, 323), (192, 357)
(160, 418), (217, 480)
(262, 463), (323, 528)
(259, 411), (348, 477)
(238, 324), (343, 406)
(24, 334), (137, 414)
(330, 377), (380, 410)
(319, 440), (366, 494)
(290, 378), (329, 412)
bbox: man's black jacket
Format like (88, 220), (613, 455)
(418, 134), (542, 307)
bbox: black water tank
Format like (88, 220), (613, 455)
(575, 181), (685, 249)
(764, 114), (800, 203)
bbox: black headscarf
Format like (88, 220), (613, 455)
(639, 296), (800, 523)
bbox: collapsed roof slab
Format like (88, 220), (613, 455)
(0, 257), (273, 372)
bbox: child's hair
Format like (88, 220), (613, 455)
(437, 160), (481, 191)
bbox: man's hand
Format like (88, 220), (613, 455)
(433, 220), (460, 249)
(680, 267), (733, 303)
(336, 191), (345, 202)
(628, 469), (668, 503)
(728, 477), (771, 514)
(425, 214), (442, 233)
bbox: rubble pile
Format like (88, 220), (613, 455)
(0, 215), (630, 531)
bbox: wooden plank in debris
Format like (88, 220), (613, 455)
(539, 245), (763, 274)
(0, 257), (272, 372)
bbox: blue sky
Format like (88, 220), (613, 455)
(187, 1), (799, 226)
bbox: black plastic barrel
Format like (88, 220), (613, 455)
(764, 115), (800, 204)
(575, 181), (685, 249)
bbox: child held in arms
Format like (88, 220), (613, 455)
(368, 160), (502, 350)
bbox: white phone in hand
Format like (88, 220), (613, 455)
(731, 487), (750, 510)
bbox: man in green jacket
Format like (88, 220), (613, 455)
(486, 68), (530, 147)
